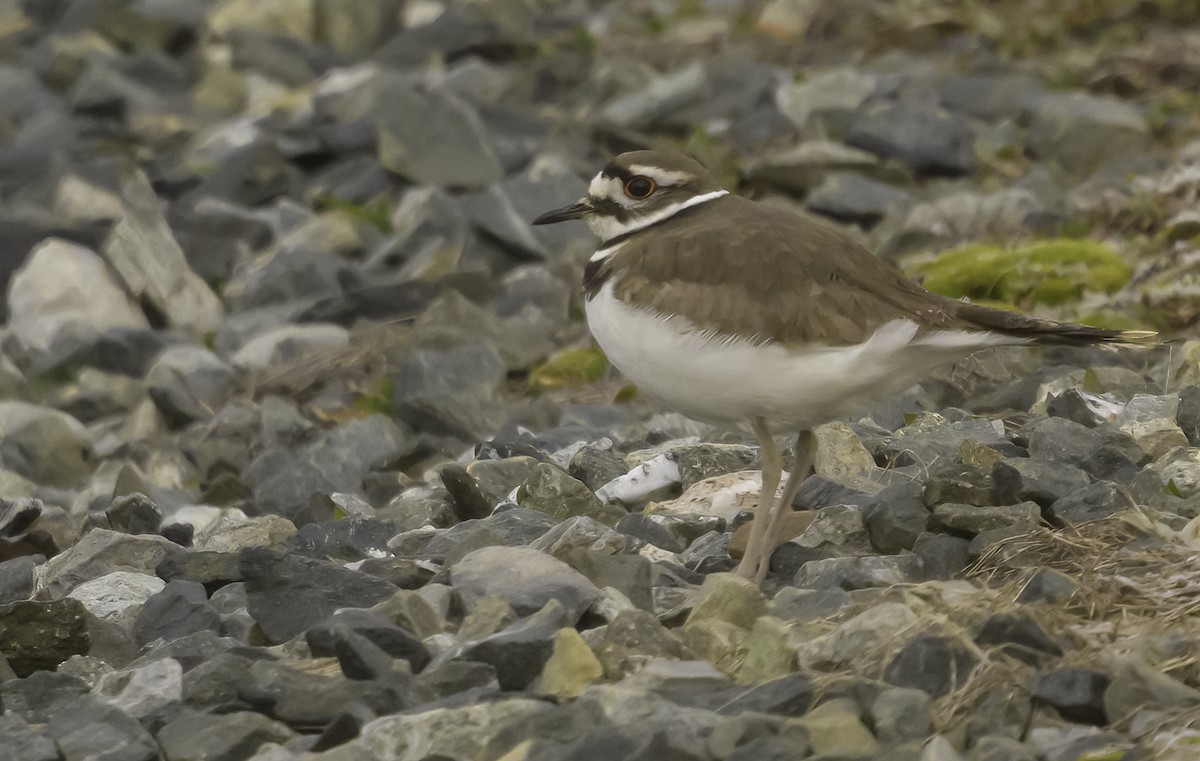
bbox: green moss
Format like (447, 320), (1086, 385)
(914, 239), (1131, 308)
(354, 378), (394, 416)
(528, 348), (608, 392)
(315, 194), (392, 233)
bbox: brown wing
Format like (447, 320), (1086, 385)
(604, 195), (967, 347)
(601, 195), (1154, 348)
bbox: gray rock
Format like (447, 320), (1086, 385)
(103, 170), (223, 338)
(40, 529), (181, 598)
(1115, 393), (1189, 459)
(357, 696), (549, 761)
(1028, 92), (1149, 176)
(145, 346), (240, 426)
(864, 482), (929, 553)
(240, 546), (399, 642)
(912, 533), (971, 580)
(516, 462), (626, 527)
(1103, 655), (1200, 721)
(42, 696), (158, 761)
(1, 670), (90, 723)
(530, 515), (626, 559)
(0, 714), (58, 761)
(391, 343), (508, 442)
(0, 598), (91, 677)
(967, 736), (1037, 761)
(0, 556), (37, 603)
(993, 458), (1090, 507)
(805, 171), (911, 225)
(976, 613), (1064, 666)
(931, 502), (1041, 535)
(1030, 669), (1109, 725)
(1048, 481), (1136, 525)
(938, 73), (1044, 121)
(887, 186), (1042, 256)
(66, 571), (165, 632)
(105, 494), (163, 535)
(599, 60), (708, 130)
(439, 463), (494, 521)
(795, 554), (924, 589)
(418, 508), (559, 563)
(744, 140), (888, 194)
(156, 707), (295, 761)
(884, 634), (978, 697)
(0, 402), (92, 487)
(872, 686), (932, 744)
(777, 66), (876, 133)
(450, 545), (601, 622)
(0, 495), (41, 536)
(231, 323), (350, 371)
(846, 100), (974, 175)
(93, 657), (183, 719)
(457, 598), (569, 690)
(7, 238), (148, 369)
(562, 550), (653, 612)
(133, 580), (222, 648)
(1015, 568), (1080, 604)
(306, 608), (429, 672)
(1178, 386), (1200, 446)
(374, 79), (502, 188)
(878, 415), (1007, 468)
(768, 586), (852, 623)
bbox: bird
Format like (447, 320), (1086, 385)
(532, 150), (1154, 585)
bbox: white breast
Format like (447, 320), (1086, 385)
(584, 281), (1019, 429)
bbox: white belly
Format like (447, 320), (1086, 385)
(584, 281), (1016, 429)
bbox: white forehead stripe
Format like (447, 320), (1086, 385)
(627, 165), (694, 185)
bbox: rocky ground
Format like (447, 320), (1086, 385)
(2, 0), (1200, 759)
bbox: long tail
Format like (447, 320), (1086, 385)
(955, 302), (1157, 347)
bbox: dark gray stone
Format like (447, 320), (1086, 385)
(420, 508), (558, 563)
(458, 599), (569, 690)
(133, 580), (222, 648)
(1016, 568), (1081, 604)
(805, 171), (911, 225)
(1030, 669), (1109, 725)
(846, 101), (974, 175)
(42, 696), (158, 761)
(440, 464), (494, 521)
(1027, 91), (1148, 176)
(130, 630), (238, 672)
(285, 518), (396, 562)
(0, 598), (90, 677)
(1, 670), (90, 723)
(1048, 481), (1136, 525)
(569, 443), (628, 492)
(864, 482), (929, 553)
(156, 707), (295, 761)
(993, 458), (1090, 507)
(616, 513), (687, 553)
(305, 608), (429, 672)
(877, 417), (1007, 468)
(912, 533), (971, 580)
(0, 497), (41, 537)
(1179, 386), (1200, 447)
(769, 586), (853, 623)
(240, 547), (399, 642)
(182, 652), (269, 710)
(976, 614), (1065, 666)
(884, 634), (979, 697)
(564, 549), (654, 611)
(105, 493), (162, 535)
(939, 73), (1044, 121)
(1026, 417), (1104, 469)
(0, 556), (37, 603)
(714, 673), (816, 716)
(239, 658), (415, 727)
(373, 79), (503, 188)
(145, 346), (239, 427)
(931, 502), (1041, 535)
(391, 343), (508, 442)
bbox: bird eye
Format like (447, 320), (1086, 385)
(624, 176), (656, 199)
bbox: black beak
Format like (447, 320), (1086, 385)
(532, 200), (591, 225)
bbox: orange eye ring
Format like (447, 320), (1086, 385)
(624, 176), (656, 199)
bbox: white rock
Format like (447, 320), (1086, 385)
(8, 238), (148, 364)
(94, 658), (183, 718)
(596, 453), (681, 504)
(231, 323), (350, 371)
(648, 469), (789, 520)
(67, 571), (166, 631)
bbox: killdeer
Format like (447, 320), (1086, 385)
(533, 150), (1153, 585)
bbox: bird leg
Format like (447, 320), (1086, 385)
(736, 416), (782, 582)
(754, 430), (816, 586)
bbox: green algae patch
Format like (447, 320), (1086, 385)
(528, 348), (608, 392)
(915, 239), (1131, 307)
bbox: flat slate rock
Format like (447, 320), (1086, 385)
(449, 545), (601, 622)
(240, 546), (399, 642)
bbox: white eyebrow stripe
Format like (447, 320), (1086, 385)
(587, 189), (729, 242)
(627, 165), (695, 185)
